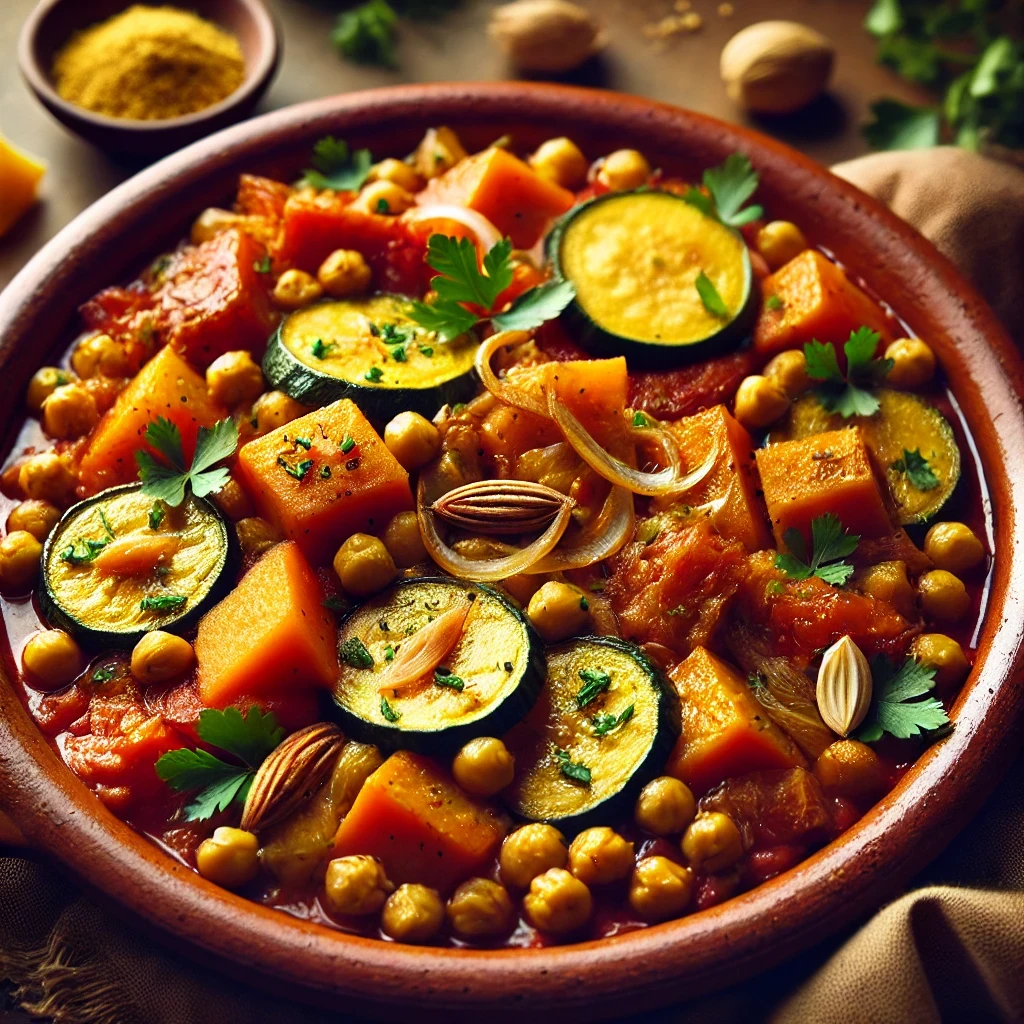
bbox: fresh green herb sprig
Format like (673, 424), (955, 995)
(775, 513), (860, 587)
(136, 417), (238, 507)
(555, 747), (592, 785)
(682, 154), (763, 228)
(804, 327), (893, 418)
(592, 705), (634, 737)
(890, 448), (940, 490)
(857, 655), (951, 742)
(575, 667), (612, 709)
(298, 136), (373, 191)
(154, 707), (284, 822)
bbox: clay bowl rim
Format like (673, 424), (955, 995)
(1, 83), (1023, 1021)
(17, 0), (281, 135)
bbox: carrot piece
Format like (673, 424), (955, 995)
(195, 541), (339, 707)
(376, 601), (473, 693)
(666, 647), (806, 795)
(94, 535), (179, 576)
(235, 399), (413, 564)
(753, 250), (893, 356)
(755, 428), (894, 547)
(78, 345), (225, 495)
(665, 404), (771, 552)
(417, 147), (575, 249)
(331, 751), (507, 890)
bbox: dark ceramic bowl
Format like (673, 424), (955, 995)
(17, 0), (280, 158)
(1, 84), (1023, 1021)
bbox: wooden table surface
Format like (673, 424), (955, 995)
(0, 0), (933, 293)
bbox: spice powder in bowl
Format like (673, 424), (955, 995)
(51, 5), (245, 122)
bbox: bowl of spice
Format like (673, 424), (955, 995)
(18, 0), (280, 158)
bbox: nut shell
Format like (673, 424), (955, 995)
(816, 635), (872, 737)
(489, 0), (607, 74)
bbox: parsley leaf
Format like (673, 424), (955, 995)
(684, 154), (763, 227)
(136, 417), (238, 507)
(804, 327), (892, 418)
(864, 99), (942, 150)
(434, 667), (465, 691)
(857, 655), (951, 742)
(492, 279), (577, 332)
(555, 747), (592, 785)
(775, 513), (860, 586)
(140, 594), (187, 613)
(576, 667), (612, 708)
(695, 271), (730, 318)
(332, 0), (398, 67)
(60, 537), (111, 565)
(277, 456), (313, 481)
(194, 706), (285, 768)
(380, 696), (401, 722)
(149, 501), (165, 531)
(298, 136), (373, 191)
(891, 448), (940, 490)
(765, 294), (783, 311)
(340, 637), (374, 669)
(429, 235), (512, 309)
(592, 704), (634, 737)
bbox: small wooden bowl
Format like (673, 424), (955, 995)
(17, 0), (280, 158)
(1, 84), (1023, 1020)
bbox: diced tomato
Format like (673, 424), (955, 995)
(235, 174), (291, 222)
(629, 349), (762, 421)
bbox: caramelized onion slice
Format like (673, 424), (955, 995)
(475, 331), (550, 418)
(529, 483), (635, 573)
(376, 601), (473, 694)
(404, 205), (503, 252)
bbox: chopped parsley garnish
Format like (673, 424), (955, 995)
(579, 596), (590, 611)
(390, 345), (407, 362)
(775, 513), (860, 586)
(340, 637), (374, 669)
(379, 323), (407, 343)
(277, 456), (314, 481)
(60, 537), (111, 565)
(99, 510), (115, 538)
(253, 255), (272, 274)
(318, 465), (331, 479)
(695, 271), (730, 318)
(419, 346), (433, 357)
(408, 235), (575, 342)
(632, 411), (651, 427)
(682, 153), (763, 227)
(364, 366), (384, 383)
(592, 704), (634, 737)
(890, 448), (940, 490)
(555, 747), (592, 785)
(804, 327), (893, 418)
(311, 338), (334, 360)
(140, 594), (187, 613)
(384, 644), (395, 661)
(857, 655), (951, 742)
(765, 294), (784, 311)
(576, 667), (612, 709)
(136, 417), (238, 507)
(332, 0), (398, 68)
(322, 595), (349, 613)
(340, 435), (356, 453)
(380, 696), (401, 722)
(149, 501), (165, 531)
(434, 667), (465, 691)
(298, 136), (372, 191)
(154, 707), (284, 822)
(376, 198), (391, 214)
(92, 666), (115, 683)
(294, 436), (313, 450)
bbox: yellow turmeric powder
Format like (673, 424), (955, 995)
(52, 5), (245, 121)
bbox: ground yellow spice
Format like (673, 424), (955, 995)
(52, 5), (245, 121)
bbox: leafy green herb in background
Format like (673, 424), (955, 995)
(298, 137), (373, 191)
(857, 655), (951, 741)
(332, 0), (399, 67)
(863, 0), (1023, 151)
(775, 513), (860, 586)
(804, 327), (892, 418)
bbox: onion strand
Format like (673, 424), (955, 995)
(474, 331), (549, 417)
(405, 204), (503, 252)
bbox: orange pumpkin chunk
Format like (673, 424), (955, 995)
(235, 399), (413, 563)
(331, 751), (507, 891)
(195, 541), (339, 707)
(667, 647), (806, 795)
(755, 428), (893, 548)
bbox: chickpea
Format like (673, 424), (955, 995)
(446, 877), (515, 938)
(206, 351), (264, 407)
(412, 126), (468, 179)
(41, 384), (99, 440)
(523, 867), (592, 934)
(70, 333), (133, 379)
(323, 855), (394, 915)
(333, 533), (397, 598)
(529, 138), (589, 189)
(597, 149), (651, 191)
(381, 883), (445, 943)
(7, 500), (61, 542)
(0, 531), (43, 591)
(634, 776), (697, 836)
(813, 740), (883, 798)
(195, 827), (259, 889)
(272, 269), (323, 311)
(131, 631), (196, 684)
(756, 221), (808, 271)
(885, 338), (936, 390)
(27, 367), (75, 415)
(567, 827), (634, 886)
(918, 569), (971, 622)
(628, 856), (694, 922)
(852, 560), (916, 620)
(18, 452), (76, 506)
(383, 411), (441, 471)
(382, 511), (427, 569)
(251, 391), (306, 435)
(452, 737), (515, 797)
(317, 249), (373, 298)
(367, 158), (424, 193)
(924, 522), (985, 575)
(527, 581), (590, 643)
(681, 812), (744, 872)
(763, 349), (811, 398)
(211, 476), (255, 522)
(352, 180), (415, 218)
(235, 517), (282, 559)
(499, 823), (568, 888)
(191, 207), (246, 245)
(22, 629), (82, 690)
(733, 375), (790, 431)
(910, 633), (970, 690)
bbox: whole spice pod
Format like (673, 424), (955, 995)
(720, 20), (835, 115)
(488, 0), (608, 74)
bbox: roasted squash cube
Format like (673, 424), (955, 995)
(667, 647), (806, 795)
(331, 751), (507, 891)
(755, 428), (894, 547)
(195, 541), (339, 707)
(236, 399), (413, 563)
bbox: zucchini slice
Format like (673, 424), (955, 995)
(548, 190), (754, 366)
(39, 483), (233, 649)
(332, 577), (545, 753)
(263, 294), (479, 418)
(771, 389), (961, 524)
(503, 636), (679, 836)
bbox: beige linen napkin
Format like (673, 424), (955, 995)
(3, 146), (1024, 1024)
